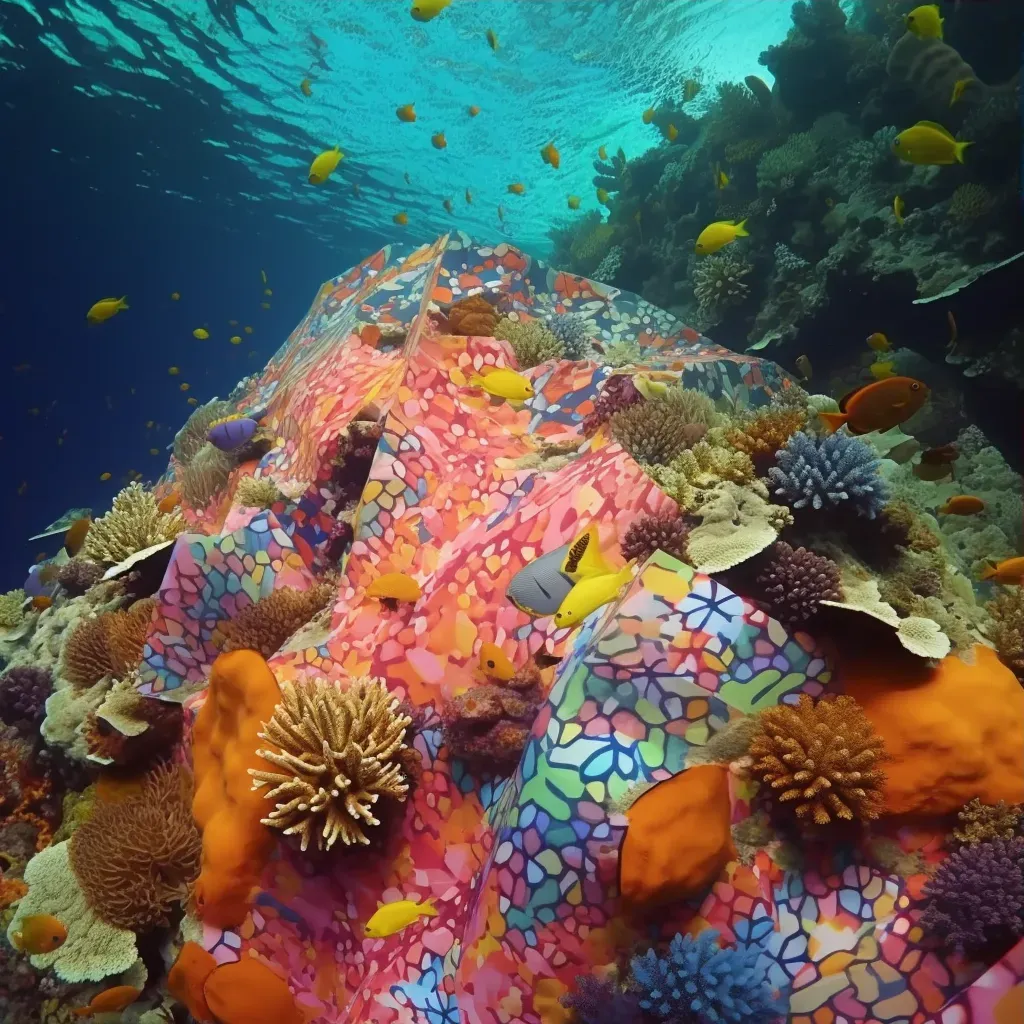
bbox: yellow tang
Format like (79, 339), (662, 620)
(478, 642), (515, 681)
(553, 562), (635, 630)
(466, 367), (534, 401)
(905, 3), (943, 40)
(308, 145), (343, 185)
(410, 0), (451, 22)
(364, 897), (437, 938)
(892, 121), (971, 166)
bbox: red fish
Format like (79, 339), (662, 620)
(819, 377), (929, 435)
(938, 495), (985, 515)
(979, 557), (1024, 584)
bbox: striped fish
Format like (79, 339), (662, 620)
(207, 416), (258, 452)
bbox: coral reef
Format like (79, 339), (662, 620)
(173, 399), (236, 465)
(0, 666), (51, 736)
(987, 587), (1024, 677)
(180, 444), (233, 511)
(54, 559), (104, 597)
(547, 313), (592, 360)
(81, 482), (185, 566)
(692, 251), (752, 325)
(750, 694), (886, 827)
(755, 542), (842, 627)
(493, 316), (564, 368)
(725, 405), (807, 464)
(234, 474), (283, 509)
(251, 676), (413, 851)
(648, 439), (755, 513)
(950, 798), (1022, 849)
(610, 392), (708, 466)
(619, 509), (690, 564)
(58, 601), (153, 689)
(0, 591), (25, 631)
(581, 373), (642, 436)
(560, 975), (644, 1024)
(212, 583), (334, 659)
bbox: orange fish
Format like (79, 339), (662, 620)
(478, 642), (515, 681)
(431, 131), (447, 149)
(203, 956), (304, 1024)
(396, 104), (417, 122)
(157, 490), (180, 513)
(598, 145), (608, 161)
(540, 142), (560, 169)
(818, 376), (929, 435)
(366, 572), (421, 603)
(394, 211), (409, 225)
(12, 914), (66, 954)
(980, 557), (1024, 584)
(507, 183), (525, 195)
(73, 985), (142, 1017)
(31, 595), (52, 611)
(938, 495), (985, 516)
(468, 105), (480, 116)
(64, 516), (91, 557)
(168, 941), (217, 1022)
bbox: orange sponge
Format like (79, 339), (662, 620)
(841, 644), (1024, 816)
(619, 764), (735, 910)
(192, 650), (281, 928)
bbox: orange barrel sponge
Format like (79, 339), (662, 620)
(192, 650), (282, 928)
(841, 644), (1024, 816)
(619, 764), (735, 910)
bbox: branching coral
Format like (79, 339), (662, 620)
(251, 676), (413, 851)
(768, 431), (889, 518)
(725, 405), (807, 463)
(55, 560), (104, 597)
(212, 583), (334, 659)
(950, 799), (1022, 848)
(620, 510), (690, 564)
(581, 374), (643, 435)
(610, 387), (719, 467)
(920, 837), (1024, 958)
(648, 438), (755, 512)
(493, 316), (565, 369)
(560, 975), (644, 1024)
(0, 590), (26, 630)
(693, 252), (752, 323)
(629, 929), (782, 1024)
(987, 588), (1024, 677)
(755, 543), (841, 627)
(750, 694), (886, 827)
(234, 475), (283, 509)
(547, 313), (592, 360)
(68, 763), (201, 932)
(447, 294), (498, 337)
(0, 666), (52, 736)
(81, 482), (186, 566)
(757, 132), (817, 191)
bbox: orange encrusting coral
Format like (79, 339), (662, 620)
(841, 644), (1024, 816)
(619, 764), (734, 909)
(191, 650), (281, 928)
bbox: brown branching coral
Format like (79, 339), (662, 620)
(610, 388), (717, 466)
(756, 542), (841, 627)
(950, 798), (1022, 848)
(212, 583), (334, 659)
(620, 510), (691, 564)
(81, 482), (186, 565)
(448, 294), (498, 337)
(987, 588), (1024, 677)
(750, 695), (887, 827)
(726, 405), (807, 464)
(68, 763), (201, 931)
(251, 676), (413, 851)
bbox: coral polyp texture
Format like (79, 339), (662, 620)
(755, 542), (842, 627)
(620, 509), (690, 564)
(211, 582), (334, 659)
(251, 676), (413, 851)
(80, 481), (185, 565)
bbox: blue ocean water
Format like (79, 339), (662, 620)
(0, 0), (809, 586)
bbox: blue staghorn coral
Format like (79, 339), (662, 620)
(629, 929), (783, 1024)
(547, 313), (593, 361)
(768, 430), (889, 519)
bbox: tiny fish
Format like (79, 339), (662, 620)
(443, 198), (454, 214)
(12, 914), (67, 954)
(507, 183), (525, 195)
(478, 642), (515, 681)
(567, 195), (581, 210)
(894, 195), (905, 226)
(947, 310), (958, 351)
(12, 363), (30, 372)
(180, 382), (190, 391)
(394, 211), (409, 226)
(309, 145), (343, 185)
(597, 145), (608, 161)
(714, 165), (729, 190)
(229, 319), (238, 326)
(596, 187), (610, 205)
(99, 472), (111, 481)
(795, 355), (813, 381)
(86, 296), (128, 323)
(465, 188), (473, 204)
(264, 288), (272, 296)
(158, 490), (180, 513)
(230, 335), (242, 344)
(540, 141), (560, 169)
(950, 77), (973, 106)
(300, 78), (312, 97)
(938, 495), (985, 516)
(364, 897), (437, 938)
(366, 572), (422, 603)
(553, 563), (635, 630)
(396, 103), (416, 122)
(682, 78), (701, 102)
(466, 367), (534, 401)
(980, 557), (1024, 585)
(261, 301), (271, 309)
(642, 107), (655, 124)
(486, 28), (498, 51)
(244, 326), (254, 334)
(261, 269), (267, 283)
(31, 595), (52, 611)
(73, 985), (142, 1018)
(170, 291), (180, 301)
(431, 131), (447, 149)
(866, 332), (890, 352)
(149, 447), (159, 455)
(468, 105), (480, 116)
(188, 397), (199, 405)
(352, 183), (361, 197)
(497, 204), (505, 223)
(665, 123), (679, 141)
(193, 328), (209, 340)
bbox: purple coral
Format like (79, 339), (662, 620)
(920, 837), (1024, 958)
(332, 422), (383, 503)
(0, 667), (51, 736)
(560, 974), (644, 1024)
(755, 542), (841, 627)
(621, 510), (690, 564)
(55, 559), (104, 597)
(581, 374), (643, 436)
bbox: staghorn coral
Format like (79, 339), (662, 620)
(648, 438), (755, 512)
(493, 316), (564, 369)
(173, 400), (236, 466)
(920, 837), (1024, 959)
(68, 763), (201, 932)
(0, 590), (26, 630)
(560, 975), (644, 1024)
(0, 666), (52, 736)
(988, 588), (1024, 677)
(54, 559), (104, 597)
(629, 929), (782, 1024)
(756, 542), (841, 628)
(620, 510), (690, 564)
(234, 475), (283, 509)
(692, 252), (752, 323)
(82, 482), (186, 566)
(547, 313), (592, 360)
(212, 582), (334, 659)
(447, 294), (498, 337)
(726, 405), (807, 462)
(750, 694), (886, 828)
(180, 444), (233, 511)
(769, 431), (889, 519)
(251, 676), (412, 851)
(950, 799), (1022, 849)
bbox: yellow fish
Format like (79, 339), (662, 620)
(244, 325), (253, 334)
(486, 28), (498, 51)
(950, 77), (973, 106)
(559, 523), (614, 580)
(12, 914), (67, 954)
(695, 219), (748, 255)
(642, 107), (655, 124)
(468, 105), (480, 116)
(99, 472), (111, 481)
(714, 165), (729, 190)
(682, 78), (701, 102)
(466, 367), (534, 401)
(540, 141), (560, 169)
(598, 145), (608, 161)
(866, 331), (891, 352)
(665, 123), (679, 141)
(507, 183), (525, 195)
(478, 642), (515, 681)
(905, 3), (943, 40)
(443, 198), (454, 214)
(410, 0), (451, 22)
(553, 562), (635, 630)
(193, 328), (209, 340)
(300, 78), (312, 97)
(170, 291), (180, 300)
(260, 269), (267, 284)
(596, 187), (610, 205)
(364, 897), (437, 938)
(892, 121), (971, 165)
(465, 188), (473, 204)
(180, 382), (190, 391)
(396, 104), (417, 122)
(264, 288), (272, 296)
(230, 335), (242, 345)
(431, 132), (447, 150)
(149, 447), (159, 455)
(86, 296), (128, 323)
(394, 211), (409, 226)
(168, 366), (180, 375)
(567, 195), (581, 210)
(187, 397), (198, 406)
(309, 145), (343, 185)
(366, 573), (422, 603)
(893, 195), (905, 226)
(261, 301), (271, 309)
(870, 360), (896, 380)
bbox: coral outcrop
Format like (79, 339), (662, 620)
(755, 542), (841, 627)
(212, 583), (334, 659)
(81, 482), (185, 565)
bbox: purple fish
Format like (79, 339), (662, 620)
(207, 417), (258, 452)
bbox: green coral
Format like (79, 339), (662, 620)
(950, 798), (1022, 848)
(648, 438), (755, 512)
(756, 132), (818, 191)
(724, 137), (766, 164)
(0, 589), (26, 630)
(493, 317), (565, 369)
(692, 252), (752, 324)
(602, 338), (643, 368)
(706, 81), (774, 152)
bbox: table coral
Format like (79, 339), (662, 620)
(191, 650), (281, 929)
(750, 694), (886, 827)
(619, 765), (734, 909)
(211, 583), (334, 660)
(81, 482), (186, 566)
(251, 676), (412, 852)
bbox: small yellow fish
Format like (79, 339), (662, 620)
(145, 420), (155, 428)
(870, 360), (896, 380)
(465, 188), (473, 204)
(468, 105), (480, 117)
(893, 195), (905, 226)
(364, 897), (437, 938)
(260, 269), (267, 284)
(394, 211), (409, 226)
(244, 325), (254, 334)
(682, 78), (701, 102)
(300, 78), (312, 97)
(264, 288), (272, 296)
(479, 642), (515, 681)
(497, 204), (505, 223)
(567, 195), (581, 210)
(598, 145), (608, 161)
(443, 198), (454, 214)
(695, 219), (748, 255)
(86, 296), (128, 323)
(540, 141), (560, 169)
(193, 328), (209, 340)
(553, 563), (635, 630)
(905, 3), (943, 40)
(507, 183), (525, 195)
(187, 397), (199, 406)
(466, 367), (534, 401)
(950, 77), (973, 106)
(892, 121), (971, 166)
(170, 291), (180, 300)
(795, 355), (813, 381)
(714, 165), (729, 190)
(366, 572), (422, 603)
(431, 132), (447, 150)
(486, 28), (498, 51)
(396, 104), (417, 122)
(596, 187), (610, 205)
(642, 107), (655, 124)
(410, 0), (451, 22)
(168, 366), (180, 375)
(180, 382), (190, 391)
(12, 914), (67, 955)
(261, 301), (271, 309)
(149, 447), (159, 455)
(866, 332), (890, 352)
(230, 335), (242, 344)
(309, 145), (343, 185)
(665, 123), (679, 142)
